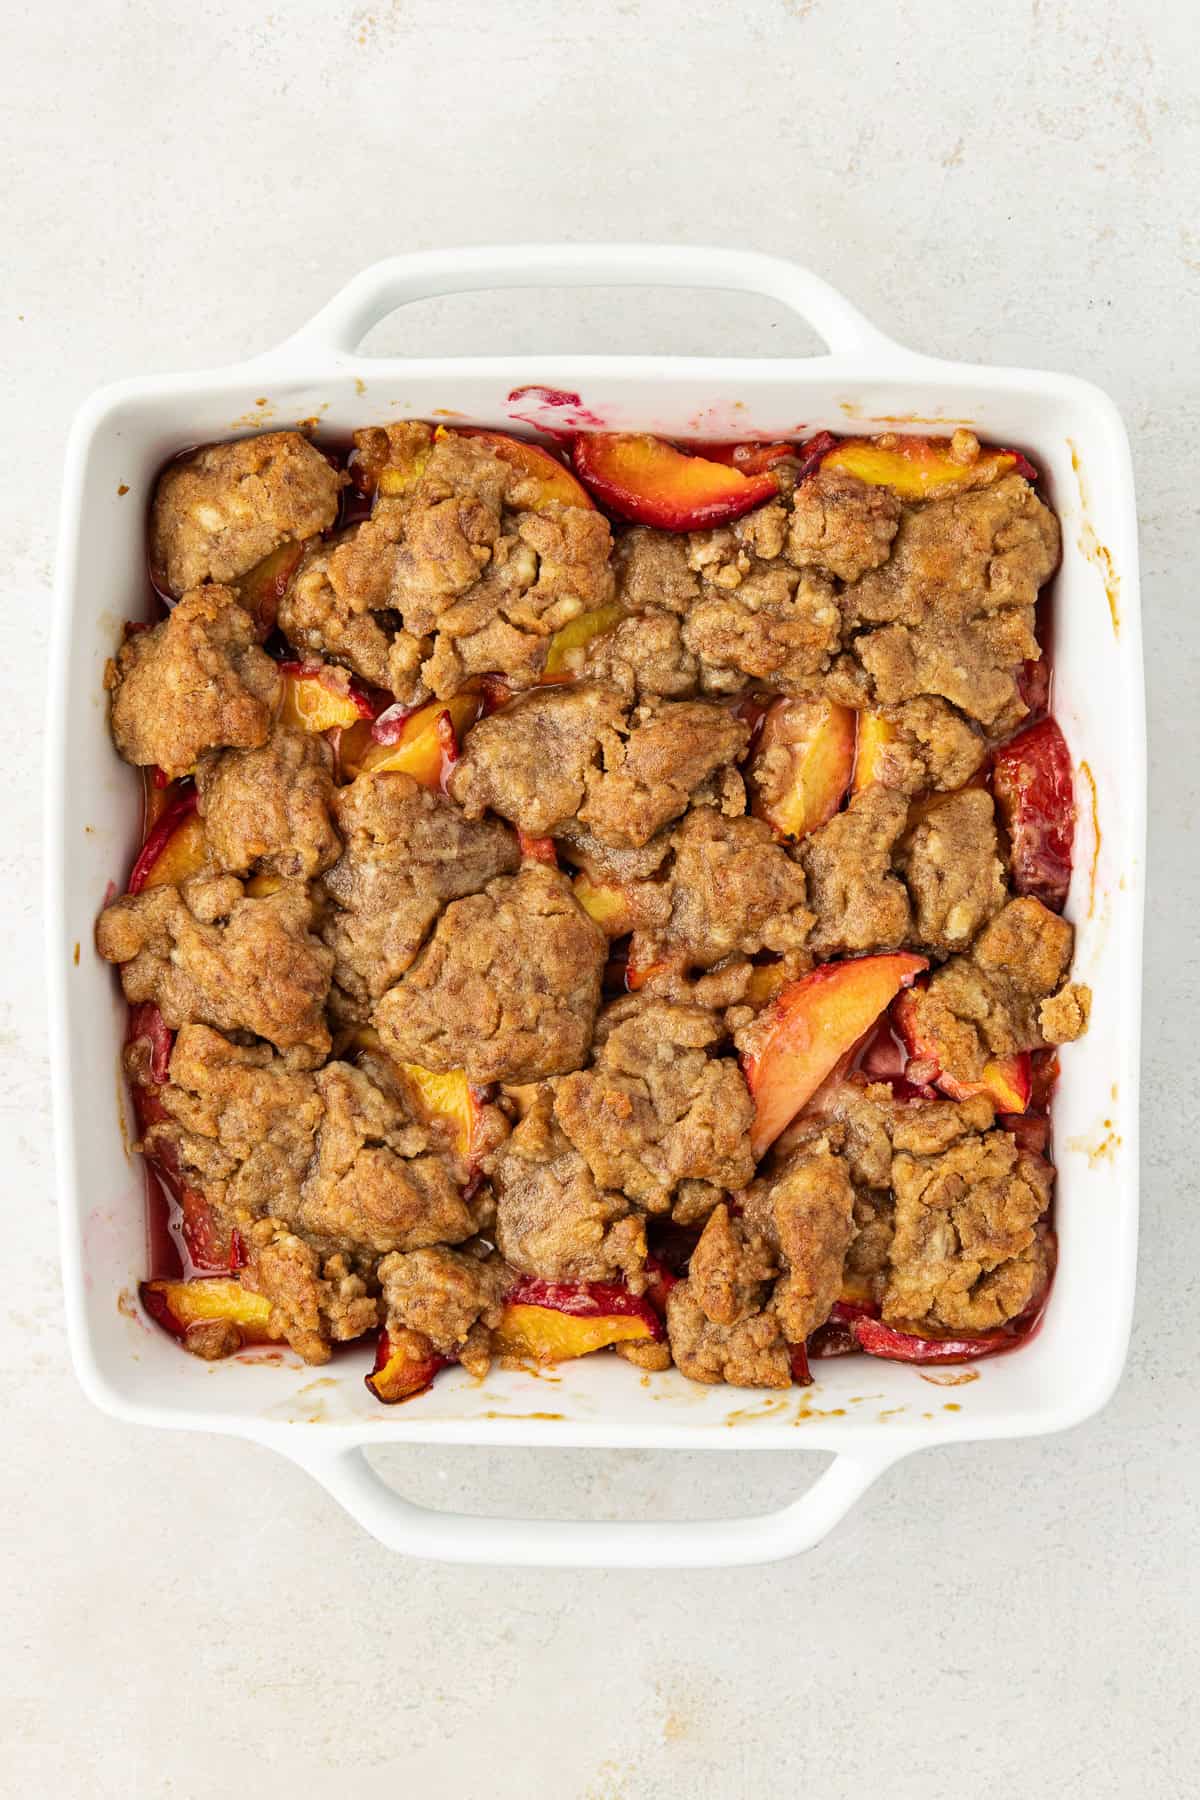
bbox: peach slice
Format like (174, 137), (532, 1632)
(742, 953), (928, 1156)
(493, 1278), (663, 1364)
(572, 872), (636, 938)
(852, 1316), (1029, 1364)
(365, 1328), (450, 1403)
(991, 718), (1074, 912)
(748, 697), (856, 839)
(744, 962), (792, 1008)
(277, 662), (379, 734)
(126, 1000), (174, 1086)
(341, 692), (484, 787)
(540, 603), (626, 680)
(571, 432), (781, 530)
(684, 440), (798, 476)
(455, 427), (594, 510)
(808, 1297), (880, 1361)
(236, 541), (304, 639)
(817, 434), (1037, 500)
(892, 988), (1032, 1115)
(517, 831), (559, 866)
(395, 1062), (484, 1166)
(128, 791), (206, 895)
(373, 434), (433, 499)
(140, 1277), (280, 1347)
(641, 1254), (679, 1318)
(142, 768), (181, 836)
(944, 1054), (1032, 1115)
(852, 711), (899, 793)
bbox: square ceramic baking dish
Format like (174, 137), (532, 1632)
(46, 245), (1144, 1568)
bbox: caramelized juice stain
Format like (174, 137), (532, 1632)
(479, 1410), (565, 1421)
(943, 1402), (962, 1412)
(919, 1367), (979, 1388)
(229, 398), (278, 428)
(1066, 1126), (1123, 1166)
(1078, 758), (1100, 919)
(117, 483), (130, 496)
(793, 1404), (848, 1424)
(117, 1287), (145, 1326)
(494, 1357), (562, 1382)
(1069, 440), (1120, 634)
(872, 412), (976, 427)
(723, 1397), (792, 1426)
(73, 942), (80, 965)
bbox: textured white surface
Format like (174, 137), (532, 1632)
(3, 0), (1197, 1793)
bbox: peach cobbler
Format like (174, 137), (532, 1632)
(96, 420), (1088, 1398)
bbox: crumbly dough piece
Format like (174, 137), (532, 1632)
(785, 467), (902, 583)
(147, 1025), (483, 1259)
(374, 866), (605, 1084)
(897, 788), (1008, 953)
(884, 1128), (1053, 1334)
(861, 697), (987, 795)
(613, 526), (702, 614)
(378, 1246), (512, 1375)
(107, 585), (280, 777)
(240, 1222), (378, 1365)
(449, 683), (626, 837)
(196, 725), (340, 879)
(580, 609), (701, 699)
(904, 896), (1088, 1084)
(280, 529), (429, 702)
(798, 786), (912, 956)
(743, 1143), (857, 1344)
(320, 772), (519, 1020)
(151, 432), (343, 597)
(421, 506), (615, 698)
(632, 807), (813, 972)
(490, 1089), (647, 1286)
(842, 475), (1060, 730)
(451, 686), (748, 849)
(554, 995), (755, 1213)
(298, 1060), (482, 1254)
(577, 700), (751, 849)
(96, 876), (332, 1064)
(664, 1205), (792, 1388)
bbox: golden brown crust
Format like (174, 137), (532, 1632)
(491, 1091), (647, 1286)
(898, 788), (1008, 953)
(151, 432), (343, 597)
(97, 877), (332, 1064)
(320, 773), (519, 1020)
(554, 996), (755, 1213)
(786, 467), (901, 583)
(374, 866), (606, 1084)
(799, 786), (912, 957)
(842, 475), (1059, 728)
(196, 726), (340, 879)
(907, 896), (1078, 1083)
(108, 585), (280, 777)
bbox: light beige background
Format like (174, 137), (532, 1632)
(4, 1), (1196, 1795)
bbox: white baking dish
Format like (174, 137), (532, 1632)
(46, 246), (1144, 1568)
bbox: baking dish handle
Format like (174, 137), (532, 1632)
(290, 1442), (903, 1568)
(273, 244), (901, 361)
